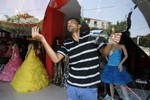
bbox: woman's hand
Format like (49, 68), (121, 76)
(118, 64), (123, 72)
(32, 26), (44, 41)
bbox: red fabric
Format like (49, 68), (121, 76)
(42, 6), (64, 79)
(49, 0), (70, 9)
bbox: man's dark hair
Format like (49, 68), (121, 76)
(67, 17), (81, 24)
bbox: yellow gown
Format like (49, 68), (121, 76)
(11, 49), (50, 93)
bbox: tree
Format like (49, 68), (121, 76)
(140, 33), (150, 47)
(105, 21), (127, 36)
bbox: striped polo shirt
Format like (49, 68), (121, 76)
(57, 31), (104, 88)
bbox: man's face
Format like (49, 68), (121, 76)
(67, 19), (80, 33)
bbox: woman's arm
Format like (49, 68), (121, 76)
(118, 44), (128, 72)
(25, 44), (33, 59)
(120, 45), (128, 65)
(11, 44), (16, 59)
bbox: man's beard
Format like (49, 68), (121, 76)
(67, 28), (77, 33)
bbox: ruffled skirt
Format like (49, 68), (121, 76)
(11, 50), (50, 93)
(100, 64), (132, 85)
(0, 56), (22, 82)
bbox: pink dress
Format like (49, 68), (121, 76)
(0, 46), (22, 82)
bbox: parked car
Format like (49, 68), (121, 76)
(89, 29), (109, 44)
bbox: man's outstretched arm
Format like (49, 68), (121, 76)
(32, 26), (64, 63)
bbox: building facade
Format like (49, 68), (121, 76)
(84, 18), (111, 30)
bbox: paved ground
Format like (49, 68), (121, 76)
(0, 81), (67, 100)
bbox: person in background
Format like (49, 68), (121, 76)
(100, 28), (132, 100)
(31, 18), (122, 100)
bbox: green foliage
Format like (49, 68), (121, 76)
(0, 14), (42, 35)
(80, 17), (84, 24)
(105, 21), (127, 36)
(140, 33), (150, 47)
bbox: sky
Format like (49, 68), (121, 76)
(0, 0), (150, 37)
(0, 0), (49, 20)
(78, 0), (150, 37)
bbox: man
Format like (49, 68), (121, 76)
(32, 18), (121, 100)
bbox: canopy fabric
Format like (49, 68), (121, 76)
(0, 0), (50, 35)
(49, 0), (70, 9)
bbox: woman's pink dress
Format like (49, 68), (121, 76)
(0, 46), (22, 82)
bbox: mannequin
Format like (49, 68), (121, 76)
(11, 42), (50, 92)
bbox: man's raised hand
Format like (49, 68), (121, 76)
(32, 26), (43, 41)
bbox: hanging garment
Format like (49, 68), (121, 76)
(0, 46), (22, 82)
(61, 55), (69, 89)
(52, 61), (63, 86)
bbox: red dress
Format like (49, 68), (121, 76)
(0, 45), (22, 82)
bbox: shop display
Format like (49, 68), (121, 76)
(0, 43), (22, 82)
(11, 44), (50, 92)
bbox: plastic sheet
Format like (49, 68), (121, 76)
(115, 85), (150, 100)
